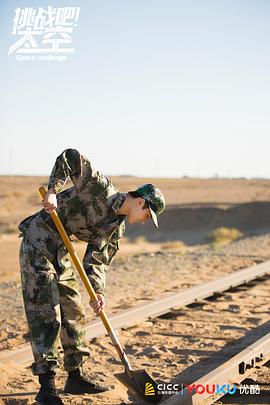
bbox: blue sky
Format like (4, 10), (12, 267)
(1, 0), (270, 178)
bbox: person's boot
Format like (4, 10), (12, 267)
(64, 366), (110, 394)
(35, 369), (64, 405)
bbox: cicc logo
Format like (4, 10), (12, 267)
(145, 382), (156, 396)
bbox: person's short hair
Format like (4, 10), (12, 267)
(128, 191), (149, 209)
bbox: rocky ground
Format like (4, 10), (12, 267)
(0, 235), (266, 352)
(1, 234), (270, 404)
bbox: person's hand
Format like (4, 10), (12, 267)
(90, 293), (105, 316)
(43, 187), (58, 214)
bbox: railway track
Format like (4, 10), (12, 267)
(163, 330), (270, 404)
(1, 261), (270, 404)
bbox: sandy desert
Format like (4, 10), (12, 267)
(1, 176), (270, 404)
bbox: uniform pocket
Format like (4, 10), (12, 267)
(107, 241), (119, 264)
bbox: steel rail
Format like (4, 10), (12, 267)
(162, 331), (270, 404)
(0, 260), (270, 366)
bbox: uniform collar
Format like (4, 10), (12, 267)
(111, 192), (127, 214)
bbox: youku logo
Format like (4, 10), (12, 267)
(186, 383), (237, 395)
(146, 382), (260, 397)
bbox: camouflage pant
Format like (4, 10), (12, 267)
(19, 237), (90, 375)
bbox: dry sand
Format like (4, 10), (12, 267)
(1, 176), (270, 404)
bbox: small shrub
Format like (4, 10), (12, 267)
(134, 236), (147, 244)
(206, 227), (243, 244)
(161, 240), (185, 250)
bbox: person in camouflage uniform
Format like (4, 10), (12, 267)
(19, 148), (166, 405)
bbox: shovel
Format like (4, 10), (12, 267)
(39, 187), (162, 403)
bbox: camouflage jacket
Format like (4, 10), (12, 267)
(18, 149), (126, 295)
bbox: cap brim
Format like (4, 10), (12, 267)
(149, 206), (158, 229)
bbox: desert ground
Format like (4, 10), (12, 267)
(1, 176), (270, 404)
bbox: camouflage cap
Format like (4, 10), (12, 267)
(135, 183), (166, 228)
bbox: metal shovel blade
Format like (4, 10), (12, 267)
(115, 369), (163, 404)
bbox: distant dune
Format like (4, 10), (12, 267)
(1, 175), (270, 244)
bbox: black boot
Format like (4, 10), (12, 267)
(64, 367), (110, 394)
(35, 370), (64, 405)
